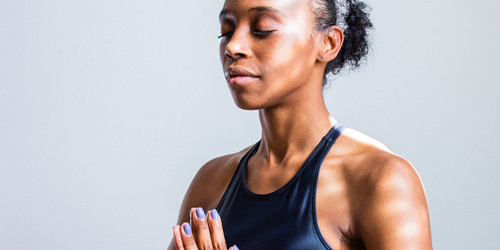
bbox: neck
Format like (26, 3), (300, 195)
(257, 87), (336, 164)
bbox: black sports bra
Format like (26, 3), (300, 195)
(216, 123), (345, 249)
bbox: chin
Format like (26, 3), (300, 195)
(231, 93), (267, 111)
(232, 98), (264, 110)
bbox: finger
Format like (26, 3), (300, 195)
(181, 223), (198, 250)
(173, 225), (185, 250)
(228, 245), (239, 250)
(208, 209), (227, 250)
(189, 208), (197, 242)
(191, 207), (214, 250)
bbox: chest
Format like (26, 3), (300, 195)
(217, 164), (363, 250)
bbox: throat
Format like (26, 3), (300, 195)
(245, 154), (306, 195)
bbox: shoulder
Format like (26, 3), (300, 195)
(330, 128), (422, 194)
(192, 147), (250, 202)
(175, 145), (254, 224)
(327, 128), (432, 249)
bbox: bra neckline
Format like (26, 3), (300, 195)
(241, 123), (341, 199)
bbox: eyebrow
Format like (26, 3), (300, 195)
(219, 6), (285, 20)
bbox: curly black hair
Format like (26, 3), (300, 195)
(312, 0), (373, 85)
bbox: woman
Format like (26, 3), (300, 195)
(169, 0), (432, 249)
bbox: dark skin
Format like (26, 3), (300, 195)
(169, 0), (432, 249)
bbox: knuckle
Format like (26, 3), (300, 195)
(212, 221), (223, 231)
(184, 236), (196, 245)
(213, 241), (227, 250)
(197, 239), (213, 250)
(197, 220), (209, 230)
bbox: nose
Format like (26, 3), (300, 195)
(224, 29), (251, 60)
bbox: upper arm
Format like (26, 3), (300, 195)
(358, 157), (432, 249)
(175, 155), (239, 225)
(167, 155), (239, 250)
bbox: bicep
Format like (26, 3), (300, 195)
(167, 152), (243, 249)
(359, 162), (432, 249)
(168, 164), (216, 250)
(174, 155), (237, 224)
(175, 167), (213, 225)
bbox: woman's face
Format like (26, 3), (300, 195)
(219, 0), (325, 110)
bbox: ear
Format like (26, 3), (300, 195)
(317, 26), (344, 62)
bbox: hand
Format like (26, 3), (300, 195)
(173, 207), (238, 250)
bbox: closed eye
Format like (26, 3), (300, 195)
(218, 31), (233, 38)
(253, 30), (274, 37)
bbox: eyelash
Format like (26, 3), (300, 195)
(217, 30), (274, 39)
(218, 32), (233, 39)
(253, 30), (273, 37)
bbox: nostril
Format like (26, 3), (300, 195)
(225, 51), (245, 60)
(230, 52), (245, 59)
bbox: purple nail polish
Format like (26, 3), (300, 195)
(183, 223), (192, 235)
(211, 209), (220, 221)
(233, 245), (239, 250)
(196, 207), (205, 219)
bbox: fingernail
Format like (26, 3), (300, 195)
(211, 209), (220, 221)
(183, 223), (192, 235)
(233, 245), (239, 250)
(196, 207), (205, 219)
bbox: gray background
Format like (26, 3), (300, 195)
(1, 0), (498, 249)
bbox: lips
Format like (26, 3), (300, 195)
(225, 66), (259, 85)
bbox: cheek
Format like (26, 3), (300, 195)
(259, 34), (316, 81)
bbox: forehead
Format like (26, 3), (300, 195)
(220, 0), (312, 19)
